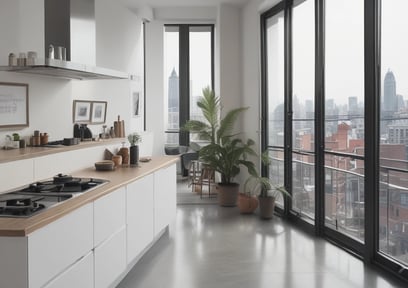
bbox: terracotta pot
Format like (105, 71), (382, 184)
(258, 196), (276, 219)
(217, 183), (239, 207)
(238, 193), (258, 214)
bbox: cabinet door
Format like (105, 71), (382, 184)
(94, 227), (127, 288)
(44, 252), (93, 288)
(28, 203), (93, 288)
(126, 174), (154, 263)
(94, 187), (126, 247)
(154, 164), (177, 236)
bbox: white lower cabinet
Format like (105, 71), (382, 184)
(28, 203), (94, 288)
(126, 174), (154, 263)
(0, 162), (177, 288)
(94, 227), (127, 288)
(94, 187), (126, 247)
(154, 164), (177, 236)
(94, 187), (127, 287)
(44, 252), (94, 288)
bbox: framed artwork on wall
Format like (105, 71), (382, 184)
(0, 82), (29, 128)
(91, 101), (107, 124)
(73, 100), (91, 123)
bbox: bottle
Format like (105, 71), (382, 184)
(8, 53), (16, 66)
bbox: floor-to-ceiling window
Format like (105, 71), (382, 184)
(324, 0), (365, 243)
(164, 25), (214, 146)
(261, 0), (408, 282)
(262, 5), (286, 207)
(291, 0), (315, 220)
(379, 0), (408, 270)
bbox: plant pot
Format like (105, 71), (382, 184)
(258, 196), (276, 219)
(217, 183), (239, 207)
(238, 193), (258, 214)
(129, 145), (139, 166)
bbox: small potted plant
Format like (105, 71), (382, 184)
(254, 152), (291, 219)
(238, 176), (261, 214)
(128, 132), (142, 166)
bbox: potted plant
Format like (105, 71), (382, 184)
(184, 87), (258, 206)
(128, 132), (142, 166)
(238, 176), (260, 214)
(252, 152), (291, 219)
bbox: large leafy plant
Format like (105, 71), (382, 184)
(184, 87), (258, 184)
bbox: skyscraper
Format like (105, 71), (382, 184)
(168, 67), (179, 112)
(383, 70), (397, 113)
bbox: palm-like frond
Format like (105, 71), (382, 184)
(183, 86), (258, 184)
(217, 107), (248, 143)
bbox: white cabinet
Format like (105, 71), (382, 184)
(44, 252), (94, 288)
(28, 203), (93, 288)
(126, 174), (154, 263)
(154, 164), (177, 236)
(94, 227), (127, 288)
(94, 187), (127, 287)
(94, 187), (126, 247)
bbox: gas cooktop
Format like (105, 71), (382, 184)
(0, 174), (108, 218)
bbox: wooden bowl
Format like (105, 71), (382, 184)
(94, 160), (115, 171)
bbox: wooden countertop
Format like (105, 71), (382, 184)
(0, 156), (178, 237)
(0, 138), (126, 164)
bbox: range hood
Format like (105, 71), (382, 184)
(0, 58), (128, 80)
(0, 0), (128, 80)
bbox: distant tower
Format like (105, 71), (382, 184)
(383, 70), (397, 113)
(348, 96), (358, 116)
(168, 67), (179, 112)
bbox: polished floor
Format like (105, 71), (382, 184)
(117, 204), (405, 288)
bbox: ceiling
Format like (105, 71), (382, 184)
(119, 0), (251, 9)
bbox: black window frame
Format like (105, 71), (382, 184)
(260, 0), (408, 283)
(164, 24), (215, 146)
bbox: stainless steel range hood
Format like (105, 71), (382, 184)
(0, 58), (128, 80)
(0, 0), (128, 80)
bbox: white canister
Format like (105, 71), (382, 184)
(27, 51), (37, 65)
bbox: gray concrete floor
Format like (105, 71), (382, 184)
(117, 204), (406, 288)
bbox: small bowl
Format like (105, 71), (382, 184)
(95, 160), (115, 171)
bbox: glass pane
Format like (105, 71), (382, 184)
(291, 0), (315, 219)
(325, 154), (365, 242)
(266, 11), (285, 147)
(189, 26), (212, 140)
(164, 26), (180, 145)
(292, 152), (315, 217)
(379, 0), (408, 266)
(269, 148), (285, 206)
(324, 0), (364, 241)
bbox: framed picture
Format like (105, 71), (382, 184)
(91, 101), (107, 124)
(73, 100), (91, 123)
(0, 82), (29, 128)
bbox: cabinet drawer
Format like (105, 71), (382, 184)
(94, 227), (127, 288)
(28, 203), (93, 288)
(127, 174), (154, 263)
(44, 252), (93, 288)
(94, 187), (126, 247)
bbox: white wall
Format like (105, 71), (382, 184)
(144, 21), (165, 156)
(217, 4), (243, 118)
(0, 0), (146, 149)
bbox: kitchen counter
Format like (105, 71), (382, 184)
(0, 156), (178, 236)
(0, 138), (126, 164)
